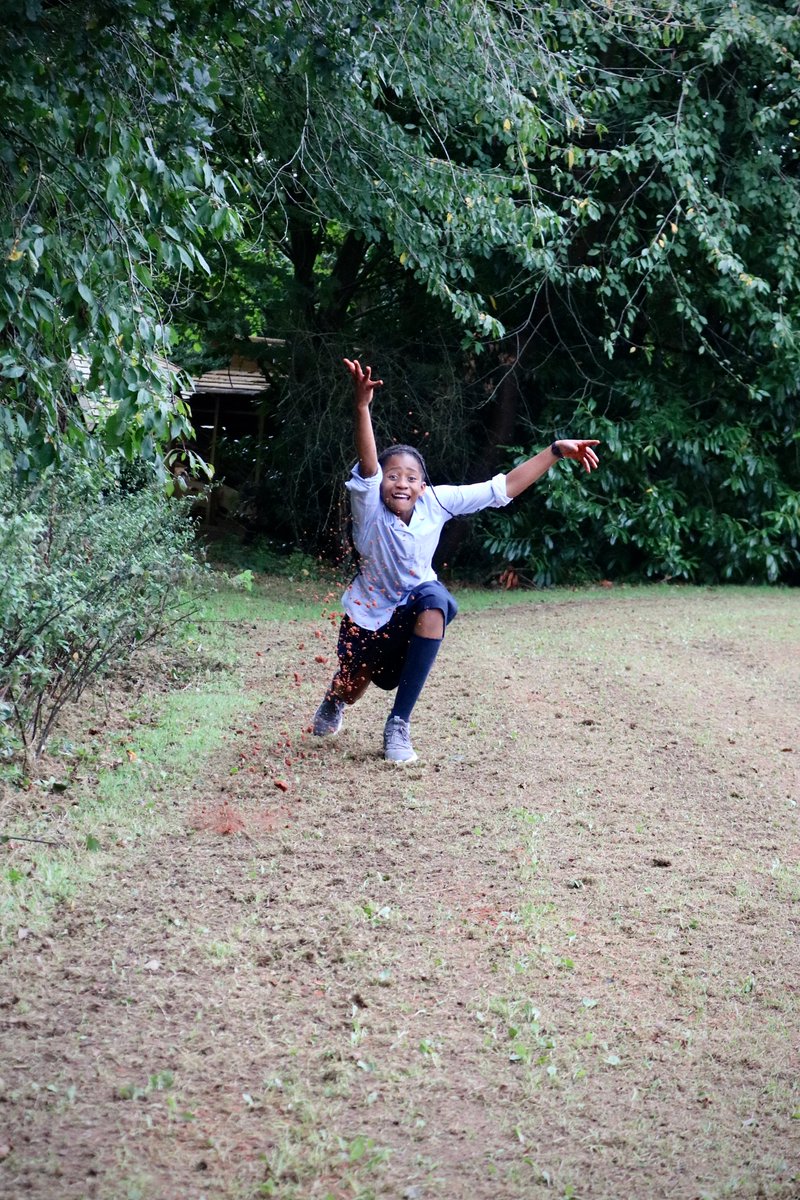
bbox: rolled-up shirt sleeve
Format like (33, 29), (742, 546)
(345, 463), (382, 534)
(429, 473), (512, 518)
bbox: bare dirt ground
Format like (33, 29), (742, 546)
(1, 585), (798, 1200)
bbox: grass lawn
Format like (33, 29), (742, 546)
(1, 579), (798, 1199)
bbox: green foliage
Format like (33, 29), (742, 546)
(0, 465), (199, 761)
(164, 0), (800, 579)
(177, 0), (800, 364)
(485, 369), (800, 584)
(0, 0), (241, 479)
(2, 0), (799, 580)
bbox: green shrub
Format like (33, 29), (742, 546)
(0, 466), (199, 764)
(203, 532), (325, 579)
(482, 381), (800, 586)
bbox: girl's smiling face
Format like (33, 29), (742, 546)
(380, 452), (426, 523)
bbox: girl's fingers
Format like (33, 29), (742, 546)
(578, 444), (599, 471)
(363, 365), (385, 387)
(344, 358), (382, 388)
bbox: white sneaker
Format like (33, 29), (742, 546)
(384, 715), (418, 764)
(312, 696), (345, 736)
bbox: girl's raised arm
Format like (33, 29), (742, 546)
(344, 358), (383, 478)
(505, 439), (600, 498)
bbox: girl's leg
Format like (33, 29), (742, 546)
(313, 665), (370, 737)
(313, 618), (372, 736)
(388, 607), (445, 723)
(328, 662), (371, 705)
(384, 583), (456, 761)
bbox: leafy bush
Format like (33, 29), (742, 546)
(482, 376), (800, 586)
(203, 533), (326, 579)
(0, 467), (199, 764)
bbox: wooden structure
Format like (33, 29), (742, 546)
(189, 360), (267, 480)
(70, 340), (283, 487)
(187, 340), (283, 483)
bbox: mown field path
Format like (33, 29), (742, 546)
(1, 585), (798, 1200)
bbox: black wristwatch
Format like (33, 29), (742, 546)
(550, 441), (564, 459)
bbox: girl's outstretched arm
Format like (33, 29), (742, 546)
(344, 358), (383, 477)
(505, 439), (600, 499)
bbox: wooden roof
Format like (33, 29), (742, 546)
(68, 353), (191, 427)
(69, 353), (187, 388)
(192, 366), (267, 396)
(70, 341), (280, 410)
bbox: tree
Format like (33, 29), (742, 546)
(4, 1), (798, 580)
(177, 0), (800, 581)
(480, 0), (800, 582)
(0, 0), (241, 479)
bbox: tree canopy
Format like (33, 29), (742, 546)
(0, 0), (241, 476)
(2, 0), (799, 580)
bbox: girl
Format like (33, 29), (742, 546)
(312, 358), (600, 763)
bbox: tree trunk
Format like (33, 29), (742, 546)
(435, 348), (520, 571)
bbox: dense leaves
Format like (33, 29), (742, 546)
(1, 0), (798, 580)
(479, 1), (800, 582)
(0, 0), (240, 478)
(170, 0), (800, 581)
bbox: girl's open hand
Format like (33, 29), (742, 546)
(556, 439), (601, 472)
(344, 358), (383, 408)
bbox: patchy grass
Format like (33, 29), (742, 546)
(0, 582), (798, 1200)
(0, 584), (262, 944)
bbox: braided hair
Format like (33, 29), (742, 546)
(377, 444), (455, 517)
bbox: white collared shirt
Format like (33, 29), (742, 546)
(341, 464), (512, 630)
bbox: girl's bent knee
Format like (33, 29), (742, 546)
(414, 608), (445, 639)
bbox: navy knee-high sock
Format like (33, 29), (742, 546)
(390, 635), (442, 723)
